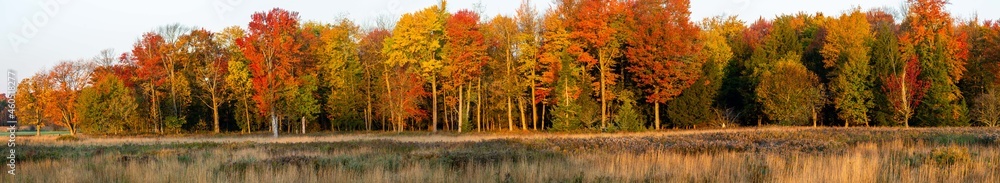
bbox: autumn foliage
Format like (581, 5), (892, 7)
(12, 0), (1000, 136)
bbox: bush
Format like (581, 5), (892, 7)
(971, 88), (1000, 127)
(930, 146), (970, 166)
(164, 116), (186, 133)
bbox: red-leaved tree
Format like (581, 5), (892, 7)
(237, 8), (304, 137)
(882, 57), (930, 127)
(625, 0), (702, 130)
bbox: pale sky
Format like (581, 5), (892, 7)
(2, 0), (998, 92)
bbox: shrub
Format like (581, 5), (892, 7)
(930, 146), (970, 166)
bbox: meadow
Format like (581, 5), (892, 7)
(11, 127), (1000, 182)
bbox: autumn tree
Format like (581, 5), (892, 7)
(516, 0), (542, 130)
(15, 75), (48, 136)
(179, 29), (229, 133)
(485, 15), (521, 131)
(359, 28), (392, 131)
(288, 75), (321, 133)
(444, 9), (488, 132)
(883, 57), (930, 127)
(76, 76), (139, 135)
(901, 0), (969, 126)
(536, 9), (572, 130)
(539, 6), (599, 131)
(867, 8), (903, 126)
(237, 8), (305, 136)
(822, 9), (873, 127)
(307, 19), (364, 130)
(156, 24), (195, 129)
(667, 16), (735, 128)
(383, 1), (448, 132)
(971, 88), (1000, 127)
(218, 26), (257, 133)
(45, 60), (94, 135)
(756, 54), (826, 125)
(625, 0), (702, 130)
(132, 32), (168, 133)
(959, 20), (1000, 127)
(743, 14), (825, 126)
(569, 0), (626, 130)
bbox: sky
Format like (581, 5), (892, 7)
(2, 0), (998, 92)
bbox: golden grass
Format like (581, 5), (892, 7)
(10, 127), (1000, 182)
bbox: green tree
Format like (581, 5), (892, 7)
(867, 9), (903, 126)
(756, 54), (826, 125)
(76, 76), (139, 135)
(901, 0), (969, 126)
(822, 9), (874, 127)
(666, 16), (734, 128)
(614, 90), (644, 131)
(219, 26), (257, 133)
(311, 19), (365, 131)
(289, 75), (321, 133)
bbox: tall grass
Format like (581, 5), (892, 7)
(12, 128), (1000, 182)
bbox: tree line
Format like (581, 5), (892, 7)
(8, 0), (1000, 135)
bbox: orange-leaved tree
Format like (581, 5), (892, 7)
(444, 9), (487, 132)
(568, 0), (626, 130)
(900, 0), (969, 126)
(132, 32), (168, 133)
(624, 0), (702, 130)
(237, 8), (304, 136)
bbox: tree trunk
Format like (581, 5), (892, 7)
(477, 78), (483, 132)
(301, 116), (306, 134)
(812, 107), (817, 127)
(366, 80), (373, 131)
(431, 76), (438, 132)
(507, 96), (514, 131)
(600, 62), (606, 130)
(36, 125), (41, 136)
(519, 96), (527, 130)
(531, 76), (537, 130)
(458, 85), (464, 133)
(271, 112), (278, 138)
(243, 99), (250, 134)
(541, 104), (546, 130)
(68, 122), (76, 136)
(151, 85), (161, 134)
(212, 94), (220, 133)
(563, 80), (570, 128)
(654, 102), (660, 130)
(444, 94), (450, 131)
(466, 83), (472, 132)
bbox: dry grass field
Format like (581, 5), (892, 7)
(11, 127), (1000, 182)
